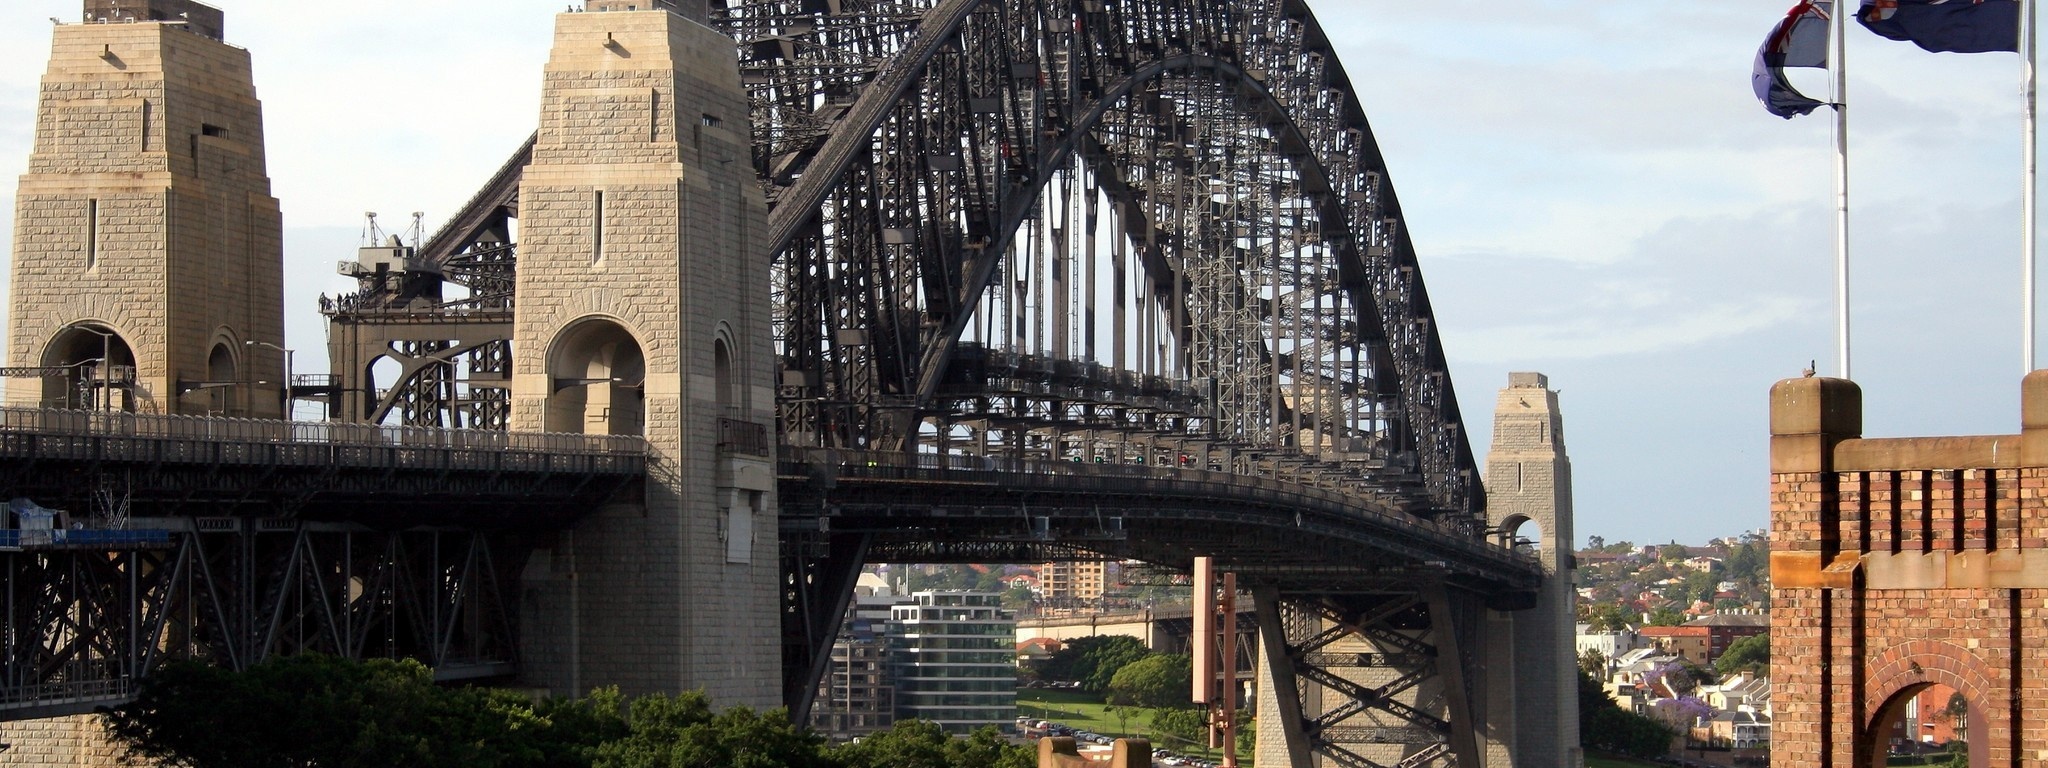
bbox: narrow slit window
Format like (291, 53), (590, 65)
(700, 113), (722, 128)
(139, 100), (151, 151)
(85, 199), (99, 269)
(591, 190), (606, 264)
(201, 123), (228, 139)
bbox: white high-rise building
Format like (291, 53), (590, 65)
(890, 591), (1017, 733)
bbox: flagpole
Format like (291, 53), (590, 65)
(1834, 0), (1853, 380)
(2026, 0), (2038, 373)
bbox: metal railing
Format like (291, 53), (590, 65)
(718, 417), (772, 457)
(0, 406), (647, 473)
(0, 678), (132, 711)
(0, 529), (171, 550)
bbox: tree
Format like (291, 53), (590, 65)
(1000, 584), (1035, 610)
(1586, 603), (1632, 632)
(835, 721), (1032, 768)
(1105, 704), (1136, 735)
(1148, 707), (1207, 752)
(1586, 535), (1606, 551)
(1578, 669), (1675, 759)
(1646, 607), (1685, 627)
(1714, 633), (1769, 678)
(1041, 635), (1152, 692)
(593, 691), (831, 768)
(1725, 542), (1765, 586)
(1578, 648), (1608, 677)
(102, 654), (599, 768)
(1106, 654), (1192, 709)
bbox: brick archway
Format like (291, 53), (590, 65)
(1863, 642), (1995, 768)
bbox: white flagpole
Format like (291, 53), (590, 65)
(1834, 0), (1853, 379)
(2026, 0), (2038, 373)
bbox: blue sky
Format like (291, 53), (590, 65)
(0, 1), (2035, 546)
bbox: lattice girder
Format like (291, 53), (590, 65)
(731, 0), (1483, 518)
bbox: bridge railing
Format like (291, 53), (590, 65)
(0, 406), (647, 472)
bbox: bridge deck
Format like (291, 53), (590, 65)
(0, 407), (646, 526)
(780, 448), (1541, 596)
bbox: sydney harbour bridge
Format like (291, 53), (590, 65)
(0, 1), (1569, 766)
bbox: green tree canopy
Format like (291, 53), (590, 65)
(836, 721), (1031, 768)
(1578, 670), (1675, 758)
(1041, 635), (1152, 692)
(104, 654), (1036, 768)
(1106, 653), (1192, 709)
(102, 654), (607, 768)
(1713, 633), (1769, 678)
(1646, 608), (1685, 627)
(1578, 648), (1608, 677)
(593, 692), (830, 768)
(1585, 603), (1632, 632)
(1148, 707), (1207, 752)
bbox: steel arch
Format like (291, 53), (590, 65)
(734, 0), (1480, 519)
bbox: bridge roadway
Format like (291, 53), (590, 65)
(779, 447), (1541, 598)
(0, 408), (1541, 753)
(0, 406), (645, 526)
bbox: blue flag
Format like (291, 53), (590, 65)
(1859, 0), (2020, 53)
(1755, 1), (1834, 119)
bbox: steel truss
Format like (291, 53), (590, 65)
(327, 0), (1480, 522)
(734, 0), (1482, 521)
(1260, 586), (1485, 768)
(0, 524), (528, 719)
(291, 5), (1523, 759)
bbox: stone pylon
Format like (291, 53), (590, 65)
(6, 0), (283, 418)
(509, 4), (780, 708)
(1483, 372), (1582, 768)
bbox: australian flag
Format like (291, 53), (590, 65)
(1859, 0), (2020, 53)
(1755, 1), (1834, 118)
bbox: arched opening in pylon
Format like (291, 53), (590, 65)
(1868, 682), (1981, 768)
(204, 342), (240, 416)
(1500, 514), (1543, 553)
(544, 318), (645, 436)
(40, 322), (135, 411)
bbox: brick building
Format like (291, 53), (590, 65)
(1769, 374), (2048, 767)
(1637, 626), (1712, 666)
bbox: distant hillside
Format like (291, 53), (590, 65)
(1575, 532), (1768, 628)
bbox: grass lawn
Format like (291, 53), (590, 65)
(1016, 689), (1249, 766)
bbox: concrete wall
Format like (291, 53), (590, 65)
(1770, 373), (2048, 768)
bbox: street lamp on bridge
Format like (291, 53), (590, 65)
(245, 340), (293, 418)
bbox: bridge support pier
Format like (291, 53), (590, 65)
(508, 5), (779, 706)
(1252, 586), (1497, 768)
(1483, 373), (1581, 768)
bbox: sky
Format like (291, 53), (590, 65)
(0, 0), (2034, 548)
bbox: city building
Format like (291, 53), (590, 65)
(1040, 560), (1107, 602)
(811, 575), (911, 741)
(1679, 612), (1768, 663)
(1575, 623), (1642, 667)
(891, 591), (1018, 733)
(1636, 626), (1712, 666)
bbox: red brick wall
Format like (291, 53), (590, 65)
(1770, 376), (2048, 768)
